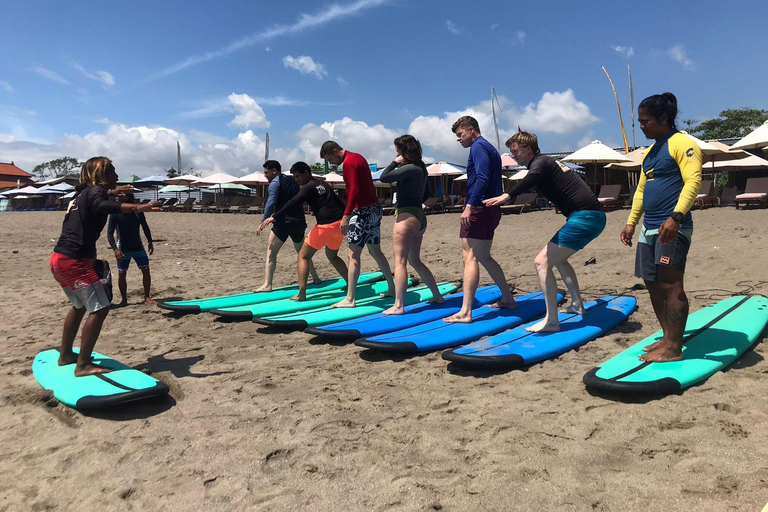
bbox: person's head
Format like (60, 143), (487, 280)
(451, 116), (481, 148)
(505, 131), (539, 166)
(289, 161), (312, 186)
(80, 156), (117, 190)
(320, 141), (345, 165)
(263, 160), (281, 181)
(638, 92), (678, 139)
(393, 134), (426, 170)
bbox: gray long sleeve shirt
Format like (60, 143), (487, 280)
(379, 161), (431, 208)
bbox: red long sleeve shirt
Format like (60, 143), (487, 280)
(342, 151), (378, 216)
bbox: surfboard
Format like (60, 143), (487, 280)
(211, 278), (405, 320)
(304, 285), (503, 340)
(254, 282), (459, 331)
(157, 271), (383, 314)
(443, 296), (637, 369)
(32, 348), (169, 410)
(583, 295), (768, 396)
(355, 291), (563, 354)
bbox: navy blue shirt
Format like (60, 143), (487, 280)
(466, 136), (503, 207)
(263, 173), (305, 224)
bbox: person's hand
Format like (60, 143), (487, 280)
(138, 201), (163, 212)
(460, 205), (473, 231)
(341, 215), (350, 235)
(110, 185), (134, 198)
(394, 155), (404, 164)
(113, 248), (123, 262)
(658, 216), (680, 245)
(483, 193), (510, 207)
(147, 241), (154, 255)
(257, 217), (274, 235)
(620, 224), (635, 247)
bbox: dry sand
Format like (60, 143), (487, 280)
(2, 206), (768, 511)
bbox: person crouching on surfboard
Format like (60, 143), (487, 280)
(50, 157), (162, 376)
(484, 131), (606, 333)
(620, 93), (702, 362)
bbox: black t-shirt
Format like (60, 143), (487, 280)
(54, 186), (122, 258)
(107, 211), (152, 252)
(506, 154), (601, 217)
(273, 178), (345, 225)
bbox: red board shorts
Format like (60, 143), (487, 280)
(50, 252), (112, 312)
(459, 204), (502, 241)
(306, 220), (344, 251)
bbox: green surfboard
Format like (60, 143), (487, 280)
(32, 349), (169, 409)
(157, 271), (383, 314)
(254, 282), (459, 331)
(583, 295), (768, 396)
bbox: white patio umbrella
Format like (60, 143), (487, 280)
(508, 169), (529, 181)
(5, 185), (41, 195)
(164, 174), (202, 186)
(562, 140), (631, 189)
(234, 171), (269, 185)
(426, 161), (464, 176)
(730, 120), (768, 151)
(192, 172), (238, 186)
(322, 171), (346, 188)
(205, 183), (251, 193)
(699, 153), (768, 172)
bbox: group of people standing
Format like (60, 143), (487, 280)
(49, 91), (701, 378)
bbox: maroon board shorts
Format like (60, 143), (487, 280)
(459, 204), (502, 241)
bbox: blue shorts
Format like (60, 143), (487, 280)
(550, 210), (606, 251)
(116, 249), (150, 272)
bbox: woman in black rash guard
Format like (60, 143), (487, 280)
(50, 157), (161, 376)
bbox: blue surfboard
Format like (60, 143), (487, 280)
(443, 296), (637, 369)
(304, 286), (503, 340)
(32, 348), (169, 410)
(355, 291), (563, 354)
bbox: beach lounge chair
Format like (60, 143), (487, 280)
(423, 197), (443, 214)
(222, 196), (243, 213)
(693, 180), (719, 209)
(161, 197), (178, 211)
(720, 186), (739, 206)
(238, 196), (254, 213)
(501, 192), (538, 214)
(212, 197), (231, 213)
(734, 178), (768, 209)
(445, 197), (466, 213)
(173, 197), (196, 212)
(247, 195), (265, 214)
(597, 184), (622, 211)
(192, 198), (213, 212)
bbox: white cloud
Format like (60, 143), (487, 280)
(490, 23), (498, 31)
(668, 44), (695, 70)
(265, 47), (272, 52)
(611, 45), (634, 58)
(511, 89), (599, 134)
(0, 80), (12, 92)
(515, 31), (526, 44)
(295, 117), (400, 165)
(446, 20), (461, 35)
(93, 117), (111, 124)
(28, 66), (69, 85)
(152, 0), (391, 80)
(73, 63), (115, 88)
(228, 93), (269, 128)
(283, 55), (327, 79)
(337, 77), (349, 86)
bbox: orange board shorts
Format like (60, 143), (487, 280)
(306, 219), (344, 251)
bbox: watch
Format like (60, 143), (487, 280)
(670, 212), (684, 223)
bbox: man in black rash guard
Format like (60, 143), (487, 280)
(484, 131), (606, 333)
(258, 162), (348, 301)
(107, 192), (155, 306)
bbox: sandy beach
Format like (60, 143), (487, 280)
(2, 206), (768, 511)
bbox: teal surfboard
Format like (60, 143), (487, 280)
(212, 278), (409, 320)
(583, 295), (768, 396)
(32, 349), (169, 409)
(157, 271), (383, 314)
(254, 282), (459, 331)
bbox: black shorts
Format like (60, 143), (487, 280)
(272, 222), (306, 244)
(635, 232), (691, 281)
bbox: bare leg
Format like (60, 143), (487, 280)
(383, 215), (417, 315)
(325, 247), (348, 281)
(444, 239), (481, 323)
(640, 266), (687, 362)
(641, 280), (669, 352)
(140, 266), (154, 305)
(526, 242), (576, 333)
(554, 258), (584, 314)
(117, 270), (128, 306)
(291, 243), (318, 301)
(334, 244), (364, 308)
(473, 239), (516, 309)
(408, 227), (444, 305)
(367, 243), (395, 297)
(58, 306), (86, 365)
(255, 231), (285, 292)
(295, 240), (321, 284)
(74, 307), (112, 376)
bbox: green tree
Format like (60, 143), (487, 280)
(32, 157), (81, 180)
(687, 108), (768, 139)
(309, 162), (338, 174)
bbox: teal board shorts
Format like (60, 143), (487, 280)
(550, 210), (606, 251)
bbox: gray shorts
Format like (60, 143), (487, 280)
(635, 231), (691, 281)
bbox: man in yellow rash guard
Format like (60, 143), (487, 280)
(620, 92), (702, 362)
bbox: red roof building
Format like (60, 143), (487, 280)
(0, 162), (34, 190)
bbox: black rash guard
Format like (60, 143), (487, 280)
(505, 153), (601, 217)
(106, 211), (152, 252)
(273, 178), (345, 225)
(54, 186), (122, 259)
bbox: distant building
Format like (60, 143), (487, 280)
(0, 162), (34, 190)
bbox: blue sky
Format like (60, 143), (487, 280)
(1, 0), (766, 177)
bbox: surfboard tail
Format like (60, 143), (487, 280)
(209, 309), (254, 320)
(304, 327), (361, 340)
(354, 339), (419, 354)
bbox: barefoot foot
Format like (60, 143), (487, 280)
(144, 297), (156, 305)
(525, 319), (560, 333)
(253, 285), (273, 293)
(58, 351), (79, 366)
(290, 293), (307, 301)
(382, 306), (405, 315)
(560, 303), (585, 315)
(638, 342), (683, 362)
(641, 339), (665, 353)
(74, 363), (113, 377)
(443, 311), (473, 323)
(333, 299), (356, 308)
(427, 296), (445, 305)
(489, 299), (517, 309)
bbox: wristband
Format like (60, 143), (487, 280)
(670, 211), (683, 223)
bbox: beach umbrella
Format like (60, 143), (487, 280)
(5, 185), (41, 195)
(562, 140), (631, 189)
(500, 153), (520, 169)
(47, 182), (74, 192)
(699, 152), (768, 172)
(164, 174), (202, 186)
(321, 171), (346, 188)
(234, 171), (269, 185)
(204, 183), (251, 194)
(61, 191), (76, 199)
(158, 184), (197, 194)
(117, 174), (142, 185)
(508, 169), (529, 181)
(730, 120), (768, 151)
(426, 161), (464, 176)
(192, 172), (238, 186)
(135, 175), (168, 200)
